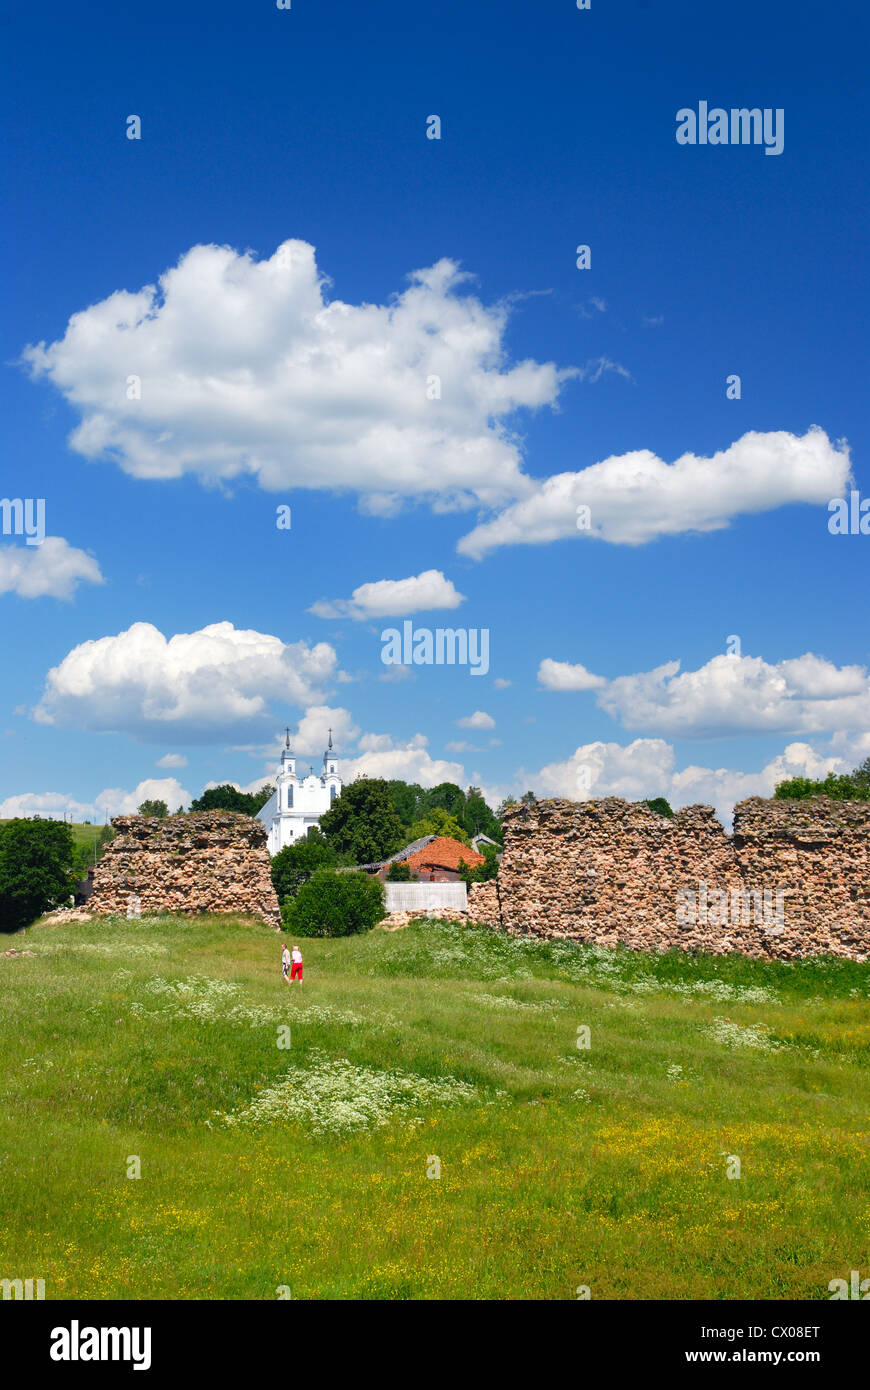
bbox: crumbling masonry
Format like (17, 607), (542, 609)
(467, 796), (870, 960)
(87, 812), (281, 928)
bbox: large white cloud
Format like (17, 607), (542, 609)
(0, 537), (103, 599)
(284, 706), (359, 757)
(458, 427), (851, 557)
(22, 241), (573, 512)
(33, 621), (339, 743)
(535, 737), (851, 828)
(344, 732), (466, 788)
(539, 648), (870, 738)
(598, 651), (870, 737)
(310, 569), (464, 620)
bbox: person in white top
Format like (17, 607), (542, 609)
(281, 944), (291, 983)
(290, 945), (303, 983)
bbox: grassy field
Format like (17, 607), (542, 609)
(1, 912), (868, 1300)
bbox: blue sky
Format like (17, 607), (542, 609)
(3, 0), (868, 825)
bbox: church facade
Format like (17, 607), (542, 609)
(257, 730), (342, 856)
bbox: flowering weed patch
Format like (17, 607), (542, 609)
(222, 1049), (483, 1134)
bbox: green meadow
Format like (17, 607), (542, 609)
(1, 913), (867, 1300)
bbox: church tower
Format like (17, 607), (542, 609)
(279, 727), (297, 810)
(322, 727), (341, 805)
(258, 726), (343, 855)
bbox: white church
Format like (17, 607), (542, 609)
(257, 728), (343, 856)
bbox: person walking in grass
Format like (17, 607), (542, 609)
(281, 942), (291, 984)
(290, 944), (303, 983)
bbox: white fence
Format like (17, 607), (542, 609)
(384, 882), (468, 913)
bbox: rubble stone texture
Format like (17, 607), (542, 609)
(87, 813), (282, 929)
(467, 796), (870, 961)
(380, 908), (474, 930)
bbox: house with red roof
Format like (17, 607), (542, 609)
(355, 834), (486, 882)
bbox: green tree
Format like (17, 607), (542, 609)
(248, 784), (276, 813)
(851, 757), (870, 794)
(271, 829), (338, 903)
(408, 805), (470, 845)
(281, 869), (385, 937)
(137, 799), (168, 818)
(318, 778), (404, 863)
(189, 784), (275, 815)
(462, 786), (502, 841)
(422, 782), (466, 819)
(386, 860), (414, 881)
(385, 780), (425, 828)
(0, 819), (76, 933)
(643, 797), (674, 818)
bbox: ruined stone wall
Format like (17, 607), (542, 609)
(467, 880), (499, 927)
(732, 797), (870, 958)
(484, 796), (870, 961)
(87, 813), (281, 929)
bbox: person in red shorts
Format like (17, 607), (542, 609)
(290, 944), (303, 982)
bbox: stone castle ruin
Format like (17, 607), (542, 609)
(467, 796), (870, 961)
(87, 812), (281, 928)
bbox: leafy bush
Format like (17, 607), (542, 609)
(281, 869), (386, 937)
(774, 758), (870, 802)
(775, 774), (870, 802)
(137, 799), (168, 818)
(0, 819), (76, 932)
(643, 797), (674, 818)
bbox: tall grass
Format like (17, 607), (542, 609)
(1, 913), (867, 1299)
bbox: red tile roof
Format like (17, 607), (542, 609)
(404, 836), (486, 873)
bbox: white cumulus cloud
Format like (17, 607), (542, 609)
(345, 732), (466, 788)
(0, 791), (97, 821)
(538, 658), (607, 692)
(597, 651), (870, 737)
(22, 240), (574, 513)
(310, 569), (464, 620)
(0, 537), (103, 599)
(535, 737), (851, 829)
(0, 777), (192, 822)
(458, 427), (850, 558)
(285, 706), (359, 757)
(456, 710), (495, 730)
(33, 621), (339, 743)
(538, 647), (870, 739)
